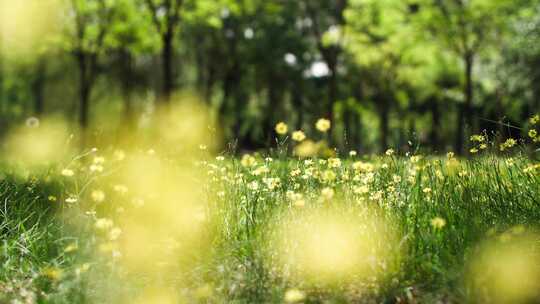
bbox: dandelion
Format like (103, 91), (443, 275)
(95, 218), (113, 230)
(241, 154), (257, 167)
(349, 150), (357, 157)
(328, 157), (341, 168)
(113, 149), (126, 161)
(284, 289), (306, 303)
(90, 163), (104, 172)
(65, 196), (78, 203)
(42, 267), (63, 281)
(48, 195), (57, 202)
(292, 130), (306, 142)
(61, 169), (74, 177)
(25, 117), (40, 128)
(91, 190), (105, 203)
(315, 118), (331, 132)
(321, 187), (335, 200)
(113, 184), (129, 195)
(423, 187), (432, 194)
(109, 227), (122, 241)
(530, 114), (539, 125)
(431, 217), (446, 229)
(470, 148), (479, 154)
(529, 129), (537, 139)
(64, 243), (78, 253)
(275, 122), (288, 135)
(500, 138), (517, 151)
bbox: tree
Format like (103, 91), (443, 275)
(64, 0), (114, 131)
(143, 0), (184, 104)
(416, 0), (526, 153)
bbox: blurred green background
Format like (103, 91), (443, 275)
(0, 0), (538, 153)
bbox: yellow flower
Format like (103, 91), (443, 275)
(431, 217), (446, 229)
(447, 152), (455, 159)
(275, 122), (288, 135)
(530, 114), (539, 125)
(529, 129), (537, 139)
(315, 118), (331, 132)
(241, 154), (257, 167)
(291, 130), (306, 142)
(470, 148), (479, 154)
(95, 218), (113, 230)
(42, 267), (63, 281)
(328, 157), (341, 168)
(91, 190), (105, 203)
(321, 187), (335, 200)
(61, 169), (74, 177)
(284, 289), (306, 303)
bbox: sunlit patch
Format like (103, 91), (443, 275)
(266, 206), (399, 289)
(0, 0), (62, 58)
(467, 228), (540, 303)
(3, 118), (70, 166)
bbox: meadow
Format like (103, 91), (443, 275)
(0, 114), (539, 304)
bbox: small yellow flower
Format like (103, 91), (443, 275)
(291, 130), (306, 142)
(95, 218), (113, 230)
(431, 217), (446, 229)
(241, 154), (257, 167)
(529, 129), (537, 139)
(530, 114), (539, 125)
(91, 190), (105, 203)
(48, 195), (57, 202)
(284, 289), (306, 303)
(470, 148), (479, 154)
(42, 267), (63, 281)
(65, 196), (78, 203)
(321, 187), (335, 200)
(328, 157), (341, 168)
(275, 122), (288, 135)
(315, 118), (331, 132)
(61, 169), (74, 177)
(447, 152), (455, 159)
(64, 243), (78, 253)
(113, 149), (126, 161)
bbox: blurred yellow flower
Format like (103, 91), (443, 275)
(431, 217), (446, 229)
(275, 122), (288, 135)
(61, 169), (74, 177)
(291, 130), (306, 142)
(529, 129), (537, 139)
(284, 289), (306, 303)
(321, 187), (335, 200)
(91, 190), (105, 203)
(315, 118), (331, 132)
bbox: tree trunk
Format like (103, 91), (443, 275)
(379, 101), (390, 152)
(121, 51), (134, 129)
(430, 98), (440, 151)
(455, 103), (465, 154)
(32, 60), (46, 116)
(77, 53), (90, 130)
(162, 32), (174, 104)
(464, 52), (474, 143)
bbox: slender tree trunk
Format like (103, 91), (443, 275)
(430, 98), (440, 151)
(464, 52), (474, 146)
(455, 103), (465, 154)
(32, 60), (46, 116)
(121, 51), (134, 129)
(77, 53), (90, 130)
(162, 32), (174, 104)
(379, 101), (390, 152)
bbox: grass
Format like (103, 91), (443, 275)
(0, 148), (538, 303)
